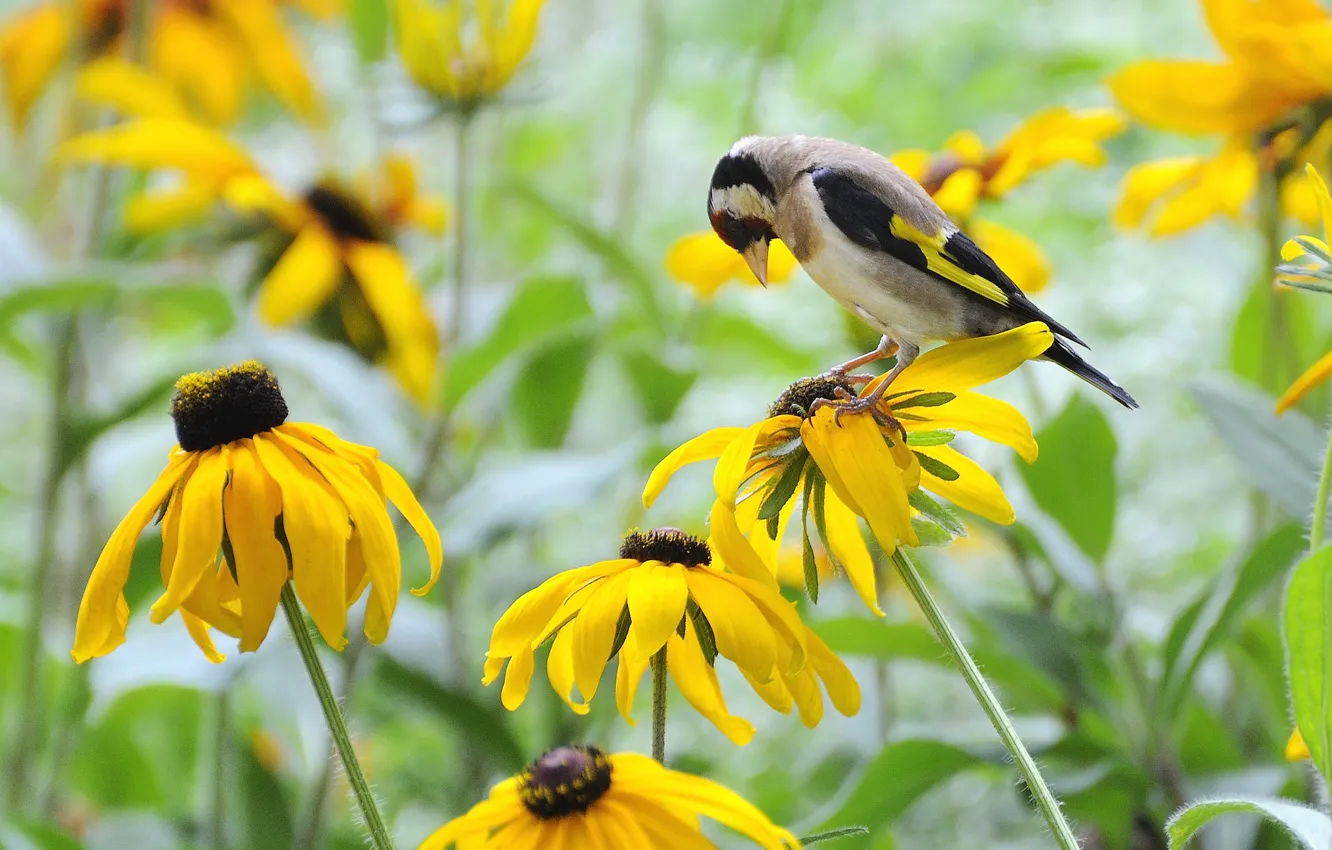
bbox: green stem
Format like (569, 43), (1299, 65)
(6, 319), (76, 810)
(446, 110), (473, 349)
(650, 649), (668, 763)
(296, 631), (369, 850)
(890, 550), (1079, 849)
(209, 688), (229, 850)
(280, 586), (395, 850)
(1311, 425), (1332, 550)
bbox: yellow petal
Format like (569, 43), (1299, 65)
(123, 183), (219, 234)
(1308, 164), (1332, 240)
(1277, 349), (1332, 413)
(708, 500), (781, 588)
(375, 458), (444, 596)
(0, 3), (67, 128)
(684, 569), (779, 680)
(487, 562), (625, 657)
(570, 570), (631, 702)
(666, 624), (755, 746)
(714, 417), (794, 509)
(943, 129), (986, 163)
(822, 488), (882, 615)
(547, 627), (589, 714)
(1114, 157), (1201, 230)
(626, 562), (689, 660)
(768, 239), (798, 283)
(643, 427), (744, 508)
(150, 449), (228, 624)
(58, 119), (256, 179)
(808, 626), (860, 716)
(344, 240), (441, 407)
(1288, 728), (1312, 762)
(889, 149), (932, 181)
(1148, 143), (1257, 237)
(72, 453), (194, 662)
(182, 610), (226, 663)
(218, 0), (323, 122)
(615, 633), (648, 724)
(252, 435), (350, 650)
(933, 169), (982, 220)
(884, 322), (1054, 395)
(256, 224), (343, 326)
(630, 759), (799, 850)
(150, 7), (246, 126)
(76, 58), (190, 119)
(221, 173), (308, 231)
(500, 644), (535, 710)
(223, 440), (288, 652)
(1108, 59), (1289, 135)
(492, 0), (545, 89)
(969, 219), (1051, 294)
(664, 231), (745, 300)
(711, 570), (807, 674)
(918, 444), (1016, 525)
(921, 391), (1038, 463)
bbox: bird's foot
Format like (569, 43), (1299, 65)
(808, 389), (907, 441)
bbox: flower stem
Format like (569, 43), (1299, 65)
(651, 649), (668, 763)
(208, 687), (230, 850)
(446, 110), (473, 349)
(280, 585), (395, 850)
(1311, 425), (1332, 550)
(889, 550), (1079, 849)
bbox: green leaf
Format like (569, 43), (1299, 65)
(800, 826), (871, 845)
(758, 453), (806, 521)
(511, 330), (596, 447)
(618, 348), (697, 424)
(801, 470), (820, 602)
(1191, 379), (1326, 521)
(910, 517), (953, 546)
(1160, 523), (1305, 723)
(814, 618), (942, 662)
(237, 731), (294, 850)
(908, 489), (965, 536)
(375, 656), (525, 773)
(444, 275), (594, 409)
(1230, 279), (1319, 393)
(1285, 544), (1332, 781)
(0, 279), (118, 366)
(904, 429), (954, 447)
(5, 821), (85, 850)
(980, 607), (1094, 706)
(1019, 394), (1117, 562)
(349, 0), (389, 63)
(818, 740), (977, 833)
(1167, 798), (1332, 849)
(913, 450), (959, 482)
(696, 309), (820, 375)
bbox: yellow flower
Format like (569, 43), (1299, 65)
(482, 528), (858, 745)
(395, 0), (544, 107)
(1114, 140), (1258, 236)
(1288, 728), (1312, 762)
(1108, 0), (1332, 137)
(58, 119), (444, 405)
(664, 231), (799, 300)
(891, 108), (1121, 292)
(644, 323), (1049, 614)
(0, 0), (325, 129)
(72, 361), (443, 663)
(419, 745), (800, 849)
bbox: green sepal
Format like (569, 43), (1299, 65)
(894, 391), (956, 409)
(909, 489), (966, 536)
(914, 450), (960, 481)
(905, 429), (955, 447)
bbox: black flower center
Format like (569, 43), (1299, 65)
(619, 528), (711, 567)
(304, 183), (386, 243)
(171, 361), (289, 452)
(768, 376), (856, 418)
(518, 746), (613, 820)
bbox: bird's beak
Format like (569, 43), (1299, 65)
(743, 240), (769, 287)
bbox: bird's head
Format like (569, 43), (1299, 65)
(707, 144), (779, 285)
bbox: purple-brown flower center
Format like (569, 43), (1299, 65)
(619, 528), (711, 567)
(517, 746), (613, 819)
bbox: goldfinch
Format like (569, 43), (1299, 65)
(707, 134), (1137, 409)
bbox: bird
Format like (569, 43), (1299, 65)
(705, 134), (1137, 413)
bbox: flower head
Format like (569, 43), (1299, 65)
(395, 0), (544, 108)
(419, 745), (800, 849)
(58, 120), (444, 405)
(664, 231), (799, 300)
(891, 108), (1122, 292)
(483, 528), (858, 745)
(0, 0), (325, 129)
(644, 323), (1050, 613)
(72, 361), (443, 663)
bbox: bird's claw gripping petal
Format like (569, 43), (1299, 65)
(809, 391), (907, 441)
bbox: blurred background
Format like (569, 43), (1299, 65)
(0, 0), (1326, 847)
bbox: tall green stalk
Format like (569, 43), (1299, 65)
(1311, 427), (1332, 550)
(650, 649), (668, 763)
(890, 550), (1080, 849)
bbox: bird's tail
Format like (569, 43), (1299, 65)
(1040, 339), (1138, 409)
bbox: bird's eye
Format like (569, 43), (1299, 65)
(712, 213), (768, 251)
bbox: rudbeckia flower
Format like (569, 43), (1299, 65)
(72, 361), (443, 663)
(483, 528), (858, 745)
(1275, 166), (1332, 412)
(58, 119), (444, 405)
(0, 0), (326, 129)
(644, 323), (1050, 614)
(891, 108), (1122, 292)
(1113, 140), (1257, 237)
(395, 0), (545, 108)
(419, 745), (800, 849)
(664, 231), (799, 300)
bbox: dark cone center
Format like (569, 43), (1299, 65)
(518, 746), (613, 820)
(304, 183), (386, 243)
(768, 376), (856, 419)
(171, 361), (289, 452)
(619, 528), (711, 567)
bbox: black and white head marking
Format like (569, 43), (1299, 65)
(707, 146), (778, 251)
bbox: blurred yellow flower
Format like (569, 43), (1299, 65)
(72, 362), (442, 663)
(644, 323), (1049, 614)
(1276, 165), (1332, 413)
(482, 528), (858, 745)
(1114, 140), (1257, 237)
(58, 119), (445, 405)
(0, 0), (326, 129)
(395, 0), (544, 107)
(892, 108), (1122, 292)
(419, 745), (800, 849)
(1288, 728), (1312, 761)
(664, 231), (798, 300)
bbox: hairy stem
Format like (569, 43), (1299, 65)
(1311, 425), (1332, 550)
(651, 649), (668, 763)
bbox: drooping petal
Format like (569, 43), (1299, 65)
(643, 427), (744, 508)
(1278, 349), (1332, 413)
(219, 0), (322, 122)
(969, 219), (1051, 294)
(1108, 59), (1289, 135)
(486, 561), (628, 658)
(933, 168), (983, 220)
(492, 0), (545, 89)
(72, 452), (194, 662)
(921, 391), (1038, 462)
(626, 561), (689, 660)
(714, 417), (793, 508)
(256, 224), (343, 326)
(123, 183), (220, 234)
(151, 6), (246, 125)
(75, 58), (190, 119)
(58, 118), (256, 179)
(918, 444), (1016, 524)
(223, 440), (288, 651)
(615, 634), (648, 724)
(150, 449), (228, 624)
(710, 570), (807, 673)
(0, 3), (67, 128)
(570, 570), (632, 702)
(546, 627), (588, 714)
(499, 644), (535, 711)
(683, 569), (779, 680)
(182, 610), (226, 663)
(1114, 156), (1201, 230)
(375, 457), (443, 594)
(665, 624), (756, 745)
(807, 627), (861, 716)
(821, 487), (882, 615)
(885, 322), (1054, 395)
(708, 500), (781, 588)
(344, 240), (440, 407)
(632, 757), (800, 850)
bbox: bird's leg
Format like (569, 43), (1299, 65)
(810, 341), (919, 441)
(827, 335), (897, 384)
